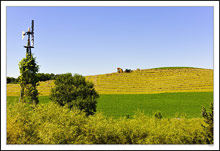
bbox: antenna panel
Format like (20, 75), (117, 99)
(22, 31), (25, 40)
(31, 20), (34, 33)
(31, 20), (34, 46)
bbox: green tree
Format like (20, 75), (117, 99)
(18, 53), (39, 104)
(50, 73), (99, 116)
(201, 102), (213, 144)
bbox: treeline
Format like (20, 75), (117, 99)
(7, 73), (59, 84)
(7, 77), (19, 84)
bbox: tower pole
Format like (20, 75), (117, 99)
(19, 20), (34, 102)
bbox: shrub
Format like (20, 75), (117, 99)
(124, 69), (132, 73)
(7, 102), (207, 144)
(201, 102), (213, 144)
(49, 73), (99, 116)
(153, 111), (163, 119)
(7, 102), (88, 144)
(7, 102), (37, 144)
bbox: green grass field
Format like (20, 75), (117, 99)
(7, 92), (213, 118)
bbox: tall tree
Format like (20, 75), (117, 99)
(18, 53), (39, 104)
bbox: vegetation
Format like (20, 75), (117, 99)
(6, 67), (214, 144)
(7, 77), (19, 84)
(201, 102), (213, 144)
(7, 68), (213, 96)
(18, 53), (39, 104)
(153, 111), (163, 119)
(50, 73), (99, 116)
(7, 92), (213, 118)
(97, 92), (213, 118)
(7, 101), (209, 144)
(124, 69), (132, 73)
(36, 73), (56, 81)
(7, 73), (58, 84)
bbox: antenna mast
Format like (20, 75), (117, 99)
(19, 20), (35, 102)
(22, 20), (34, 56)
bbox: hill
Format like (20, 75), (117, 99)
(7, 67), (213, 96)
(86, 67), (213, 94)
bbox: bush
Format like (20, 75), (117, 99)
(153, 111), (163, 119)
(7, 102), (88, 144)
(7, 103), (37, 144)
(7, 102), (207, 144)
(201, 102), (213, 144)
(49, 73), (99, 116)
(7, 102), (208, 144)
(124, 69), (132, 73)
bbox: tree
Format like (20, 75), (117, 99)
(49, 73), (99, 116)
(18, 53), (39, 104)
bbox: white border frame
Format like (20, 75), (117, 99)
(1, 1), (219, 150)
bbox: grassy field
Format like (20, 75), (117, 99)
(97, 92), (213, 118)
(7, 68), (213, 96)
(6, 67), (213, 144)
(7, 92), (213, 118)
(7, 67), (213, 118)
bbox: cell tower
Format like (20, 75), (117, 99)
(22, 20), (34, 56)
(19, 20), (35, 102)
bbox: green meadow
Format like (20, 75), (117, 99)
(7, 92), (213, 118)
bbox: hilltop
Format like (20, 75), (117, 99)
(7, 67), (213, 96)
(86, 67), (213, 94)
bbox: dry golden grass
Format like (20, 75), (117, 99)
(7, 68), (213, 96)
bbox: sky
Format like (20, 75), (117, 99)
(6, 6), (214, 78)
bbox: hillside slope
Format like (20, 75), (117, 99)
(7, 68), (213, 96)
(86, 68), (213, 94)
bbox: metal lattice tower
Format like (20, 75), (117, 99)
(19, 20), (35, 102)
(22, 20), (34, 56)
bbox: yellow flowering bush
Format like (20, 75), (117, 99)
(7, 102), (209, 144)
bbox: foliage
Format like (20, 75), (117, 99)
(36, 73), (56, 81)
(7, 102), (208, 144)
(124, 69), (132, 73)
(7, 77), (19, 84)
(7, 102), (37, 144)
(50, 73), (99, 116)
(153, 111), (163, 119)
(18, 53), (39, 104)
(7, 73), (57, 84)
(201, 102), (213, 144)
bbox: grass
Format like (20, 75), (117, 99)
(7, 68), (213, 95)
(7, 92), (213, 118)
(86, 68), (213, 94)
(97, 92), (213, 118)
(7, 96), (50, 106)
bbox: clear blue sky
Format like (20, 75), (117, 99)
(7, 7), (213, 78)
